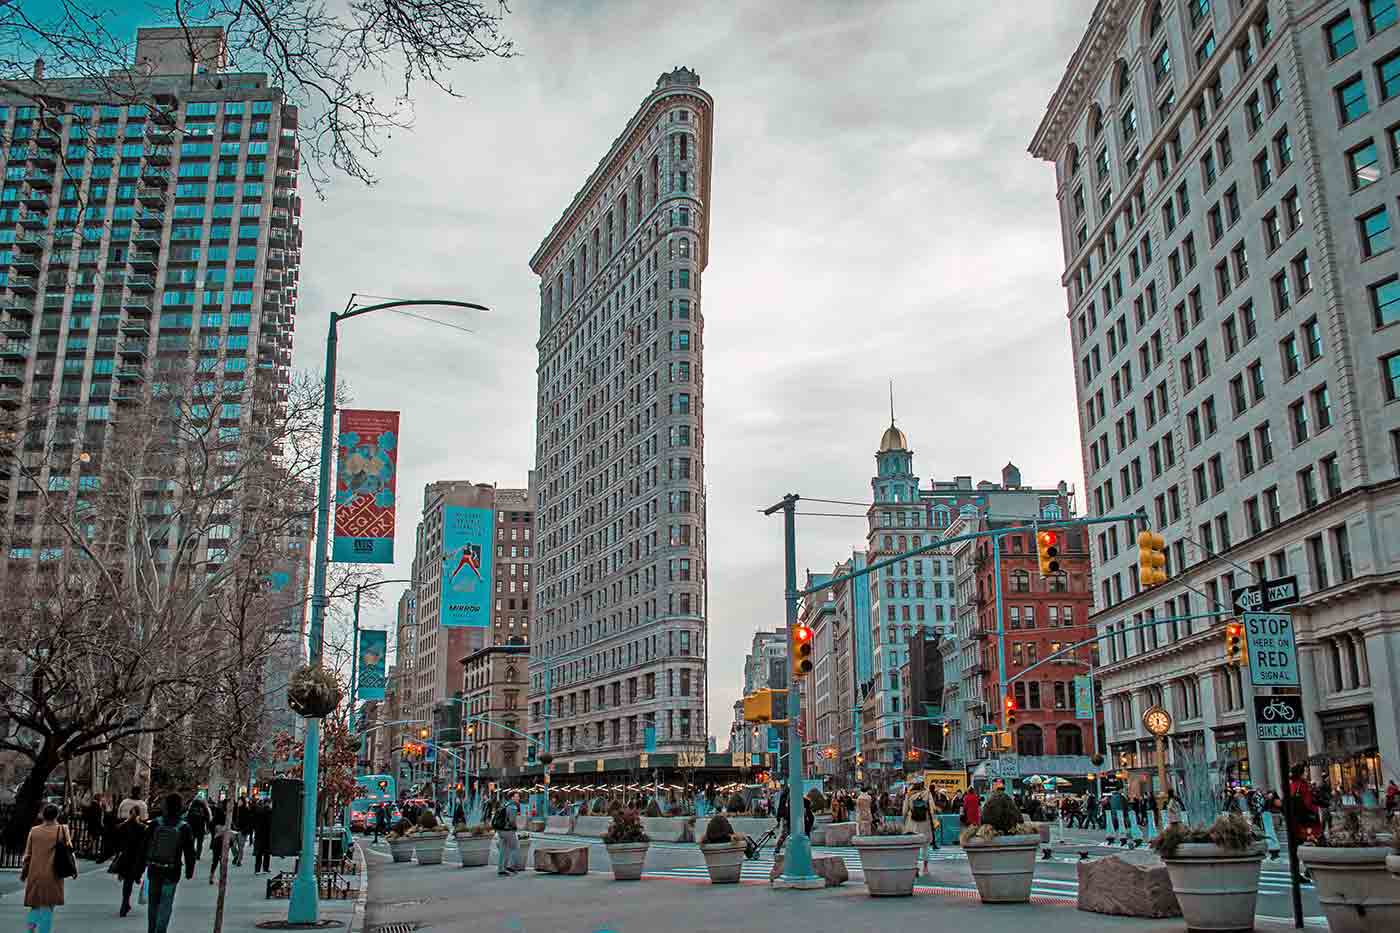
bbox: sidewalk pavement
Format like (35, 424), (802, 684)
(0, 851), (361, 931)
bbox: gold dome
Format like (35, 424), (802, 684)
(879, 423), (908, 452)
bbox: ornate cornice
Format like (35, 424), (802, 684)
(1028, 0), (1135, 162)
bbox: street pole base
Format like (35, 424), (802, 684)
(286, 875), (319, 925)
(772, 873), (824, 890)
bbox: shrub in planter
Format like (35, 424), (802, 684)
(602, 809), (650, 881)
(1388, 815), (1400, 881)
(853, 818), (923, 897)
(453, 821), (494, 868)
(1299, 811), (1400, 933)
(286, 664), (343, 718)
(386, 818), (416, 863)
(958, 792), (1040, 904)
(699, 815), (746, 884)
(1151, 813), (1264, 933)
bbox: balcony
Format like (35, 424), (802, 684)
(15, 232), (47, 253)
(144, 146), (172, 165)
(0, 318), (31, 340)
(127, 251), (158, 271)
(113, 364), (146, 382)
(140, 165), (170, 186)
(0, 387), (21, 409)
(119, 319), (150, 339)
(145, 122), (173, 144)
(29, 149), (56, 167)
(136, 208), (165, 228)
(21, 188), (49, 210)
(136, 185), (165, 206)
(132, 229), (161, 249)
(0, 363), (23, 383)
(271, 209), (291, 227)
(18, 209), (48, 230)
(8, 276), (37, 294)
(3, 298), (35, 317)
(125, 274), (154, 292)
(23, 169), (52, 188)
(0, 341), (31, 359)
(9, 254), (39, 274)
(117, 340), (148, 360)
(266, 248), (286, 268)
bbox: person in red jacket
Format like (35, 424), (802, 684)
(961, 787), (981, 828)
(1288, 765), (1321, 842)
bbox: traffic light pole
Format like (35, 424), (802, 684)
(767, 495), (823, 890)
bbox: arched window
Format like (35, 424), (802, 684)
(1056, 724), (1084, 755)
(1066, 143), (1081, 177)
(1148, 1), (1164, 37)
(1113, 59), (1131, 101)
(1089, 104), (1104, 141)
(1017, 724), (1044, 756)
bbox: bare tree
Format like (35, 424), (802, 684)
(0, 0), (515, 193)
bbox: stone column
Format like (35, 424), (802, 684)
(1296, 641), (1326, 780)
(1363, 629), (1400, 784)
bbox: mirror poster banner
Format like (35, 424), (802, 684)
(357, 630), (388, 700)
(332, 409), (399, 563)
(440, 505), (494, 627)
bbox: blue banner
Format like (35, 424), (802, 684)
(439, 505), (494, 627)
(1074, 674), (1094, 720)
(357, 629), (387, 700)
(643, 725), (657, 753)
(767, 727), (781, 753)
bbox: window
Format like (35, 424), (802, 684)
(1322, 454), (1343, 498)
(1246, 93), (1264, 133)
(1293, 252), (1313, 294)
(1349, 141), (1380, 190)
(1337, 76), (1369, 123)
(1303, 318), (1324, 362)
(1153, 45), (1173, 86)
(1254, 151), (1273, 192)
(1380, 52), (1400, 101)
(1257, 421), (1275, 464)
(1291, 398), (1310, 443)
(1224, 184), (1240, 224)
(1328, 14), (1358, 59)
(1368, 0), (1397, 35)
(1266, 70), (1284, 111)
(1284, 189), (1302, 232)
(1197, 33), (1217, 68)
(1299, 466), (1319, 509)
(1385, 352), (1400, 400)
(1360, 207), (1392, 257)
(1275, 128), (1293, 168)
(1309, 534), (1330, 590)
(1282, 333), (1301, 378)
(1374, 277), (1400, 326)
(1313, 384), (1334, 430)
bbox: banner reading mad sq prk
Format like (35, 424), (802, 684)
(357, 629), (388, 700)
(332, 409), (399, 564)
(440, 505), (494, 627)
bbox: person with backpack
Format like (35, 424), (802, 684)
(903, 784), (936, 874)
(493, 792), (521, 876)
(144, 793), (196, 933)
(185, 795), (211, 861)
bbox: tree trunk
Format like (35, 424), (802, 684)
(134, 728), (154, 791)
(213, 826), (231, 933)
(5, 747), (60, 852)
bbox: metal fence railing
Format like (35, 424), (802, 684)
(0, 803), (105, 868)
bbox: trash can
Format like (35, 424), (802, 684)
(936, 814), (962, 846)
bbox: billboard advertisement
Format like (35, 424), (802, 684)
(332, 409), (399, 563)
(357, 629), (387, 700)
(439, 505), (494, 627)
(1074, 674), (1095, 720)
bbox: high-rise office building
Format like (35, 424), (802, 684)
(527, 67), (713, 763)
(1031, 0), (1400, 794)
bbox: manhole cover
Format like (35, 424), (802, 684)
(370, 924), (421, 933)
(254, 922), (342, 930)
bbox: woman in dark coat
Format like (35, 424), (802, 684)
(108, 804), (148, 917)
(252, 801), (272, 874)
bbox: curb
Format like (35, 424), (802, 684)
(347, 841), (369, 933)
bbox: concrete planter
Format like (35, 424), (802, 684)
(1161, 843), (1264, 933)
(455, 833), (492, 868)
(852, 834), (922, 897)
(605, 842), (650, 881)
(413, 831), (449, 865)
(1298, 845), (1400, 933)
(387, 837), (415, 863)
(514, 835), (532, 871)
(963, 833), (1039, 904)
(1388, 854), (1400, 880)
(699, 840), (747, 884)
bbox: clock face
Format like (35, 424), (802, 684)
(1143, 706), (1172, 736)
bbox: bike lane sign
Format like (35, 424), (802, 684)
(1243, 611), (1299, 686)
(1253, 695), (1305, 741)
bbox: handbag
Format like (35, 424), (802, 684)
(53, 827), (78, 880)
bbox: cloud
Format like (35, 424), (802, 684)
(295, 0), (1097, 740)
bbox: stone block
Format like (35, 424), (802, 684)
(533, 845), (589, 875)
(825, 822), (858, 846)
(1076, 855), (1181, 918)
(768, 853), (849, 887)
(574, 815), (612, 838)
(543, 815), (574, 835)
(641, 817), (689, 842)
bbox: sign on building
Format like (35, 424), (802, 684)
(1253, 695), (1305, 741)
(1232, 576), (1300, 613)
(925, 769), (969, 795)
(1243, 612), (1299, 687)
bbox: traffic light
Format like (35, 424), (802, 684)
(418, 727), (430, 740)
(743, 688), (788, 723)
(855, 753), (864, 766)
(465, 722), (476, 738)
(1005, 694), (1017, 728)
(942, 721), (951, 738)
(997, 731), (1012, 751)
(791, 624), (814, 678)
(1137, 531), (1168, 588)
(1036, 529), (1061, 576)
(1225, 621), (1246, 666)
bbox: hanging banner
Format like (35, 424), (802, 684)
(1074, 674), (1095, 720)
(643, 725), (657, 753)
(332, 409), (399, 563)
(440, 505), (494, 627)
(357, 629), (387, 700)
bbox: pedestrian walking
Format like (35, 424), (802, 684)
(902, 785), (935, 874)
(21, 803), (75, 933)
(960, 786), (981, 829)
(1164, 789), (1184, 825)
(855, 787), (874, 836)
(373, 802), (389, 843)
(144, 792), (197, 933)
(83, 792), (109, 862)
(208, 800), (231, 884)
(232, 796), (251, 867)
(107, 805), (148, 917)
(116, 785), (149, 824)
(252, 800), (272, 874)
(185, 794), (211, 861)
(494, 792), (522, 876)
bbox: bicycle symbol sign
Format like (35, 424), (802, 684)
(1253, 695), (1305, 741)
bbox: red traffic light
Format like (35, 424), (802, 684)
(1005, 695), (1017, 711)
(1039, 530), (1059, 547)
(795, 625), (812, 642)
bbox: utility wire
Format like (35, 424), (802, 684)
(386, 307), (477, 334)
(793, 511), (869, 518)
(802, 496), (870, 508)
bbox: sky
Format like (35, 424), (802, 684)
(41, 0), (1100, 741)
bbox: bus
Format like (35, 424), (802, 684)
(350, 774), (397, 832)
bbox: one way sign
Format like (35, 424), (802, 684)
(1232, 575), (1300, 613)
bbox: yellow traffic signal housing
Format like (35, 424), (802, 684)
(997, 731), (1013, 751)
(1138, 531), (1168, 588)
(791, 624), (814, 679)
(1225, 621), (1247, 666)
(742, 688), (789, 724)
(1036, 529), (1062, 575)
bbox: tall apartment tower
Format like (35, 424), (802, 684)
(1031, 1), (1400, 795)
(0, 27), (299, 558)
(527, 68), (713, 764)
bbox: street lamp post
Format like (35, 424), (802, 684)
(288, 296), (487, 925)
